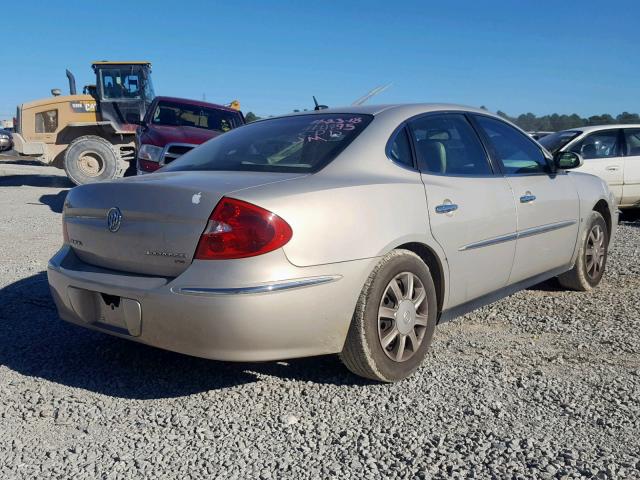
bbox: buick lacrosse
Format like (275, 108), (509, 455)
(48, 104), (618, 381)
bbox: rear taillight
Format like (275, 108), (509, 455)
(194, 197), (293, 260)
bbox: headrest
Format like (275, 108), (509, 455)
(418, 140), (447, 174)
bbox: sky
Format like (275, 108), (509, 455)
(1, 1), (638, 121)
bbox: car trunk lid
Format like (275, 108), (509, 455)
(64, 171), (303, 277)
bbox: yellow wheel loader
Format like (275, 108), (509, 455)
(12, 61), (154, 185)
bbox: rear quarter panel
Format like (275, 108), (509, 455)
(235, 170), (431, 267)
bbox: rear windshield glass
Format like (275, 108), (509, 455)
(152, 101), (243, 132)
(162, 113), (373, 173)
(538, 130), (582, 154)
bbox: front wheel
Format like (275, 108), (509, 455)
(340, 250), (438, 382)
(558, 211), (609, 291)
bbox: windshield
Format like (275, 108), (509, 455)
(151, 101), (243, 132)
(163, 113), (373, 173)
(99, 66), (151, 101)
(539, 130), (582, 154)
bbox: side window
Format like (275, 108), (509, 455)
(570, 130), (620, 159)
(623, 129), (640, 157)
(35, 110), (58, 133)
(473, 115), (549, 175)
(408, 113), (492, 176)
(387, 126), (414, 168)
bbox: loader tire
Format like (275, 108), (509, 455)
(64, 136), (119, 185)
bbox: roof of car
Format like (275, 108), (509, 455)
(275, 103), (493, 118)
(92, 61), (151, 66)
(561, 124), (640, 134)
(153, 96), (241, 113)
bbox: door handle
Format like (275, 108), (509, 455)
(520, 193), (536, 203)
(605, 165), (620, 171)
(435, 203), (458, 214)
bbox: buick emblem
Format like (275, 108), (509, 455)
(106, 207), (123, 233)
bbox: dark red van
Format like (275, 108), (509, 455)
(136, 96), (245, 173)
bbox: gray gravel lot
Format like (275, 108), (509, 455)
(1, 156), (639, 479)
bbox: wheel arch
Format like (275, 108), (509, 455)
(593, 199), (612, 236)
(394, 242), (446, 313)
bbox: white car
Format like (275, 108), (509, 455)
(540, 125), (640, 208)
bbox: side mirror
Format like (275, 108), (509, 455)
(554, 151), (583, 170)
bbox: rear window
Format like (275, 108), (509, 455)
(152, 101), (243, 132)
(162, 113), (373, 173)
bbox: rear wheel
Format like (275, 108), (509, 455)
(64, 136), (119, 185)
(558, 211), (609, 291)
(340, 250), (438, 382)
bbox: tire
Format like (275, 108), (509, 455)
(558, 211), (609, 291)
(63, 135), (119, 185)
(340, 249), (438, 382)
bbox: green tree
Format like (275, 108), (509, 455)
(617, 112), (640, 124)
(244, 112), (261, 123)
(487, 109), (638, 131)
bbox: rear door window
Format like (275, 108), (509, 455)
(387, 127), (414, 168)
(408, 113), (492, 176)
(623, 128), (640, 156)
(163, 113), (373, 173)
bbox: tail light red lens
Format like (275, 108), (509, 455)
(194, 197), (293, 260)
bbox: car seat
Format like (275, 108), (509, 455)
(417, 140), (447, 173)
(581, 143), (598, 159)
(157, 108), (179, 126)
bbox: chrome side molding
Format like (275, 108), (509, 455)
(517, 220), (576, 240)
(459, 220), (577, 251)
(458, 232), (518, 251)
(174, 275), (342, 296)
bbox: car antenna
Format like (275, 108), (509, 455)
(351, 83), (393, 106)
(313, 96), (328, 111)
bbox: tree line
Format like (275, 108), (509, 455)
(483, 107), (640, 132)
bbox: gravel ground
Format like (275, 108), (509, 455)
(0, 157), (639, 479)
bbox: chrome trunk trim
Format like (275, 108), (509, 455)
(173, 275), (342, 296)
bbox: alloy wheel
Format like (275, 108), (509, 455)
(377, 272), (428, 362)
(585, 224), (605, 280)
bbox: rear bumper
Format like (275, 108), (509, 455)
(47, 246), (374, 361)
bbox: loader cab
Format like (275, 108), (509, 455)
(92, 61), (155, 131)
